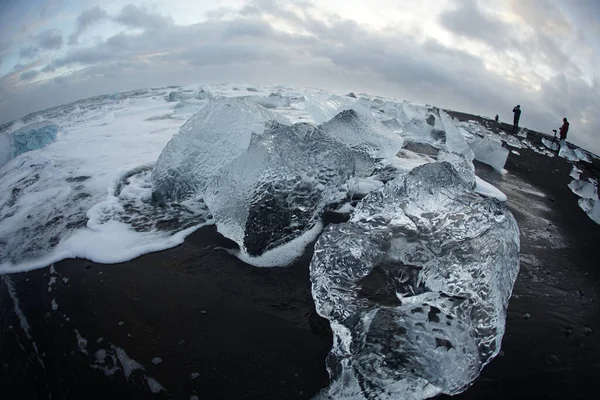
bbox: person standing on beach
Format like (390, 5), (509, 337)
(559, 117), (569, 140)
(512, 105), (521, 133)
(495, 114), (499, 124)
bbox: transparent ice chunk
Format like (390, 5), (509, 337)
(151, 97), (278, 203)
(310, 161), (520, 400)
(205, 122), (355, 257)
(469, 136), (509, 171)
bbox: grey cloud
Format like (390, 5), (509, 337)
(68, 6), (109, 45)
(20, 70), (38, 81)
(19, 45), (40, 59)
(439, 0), (513, 49)
(37, 29), (63, 50)
(222, 18), (274, 39)
(1, 0), (598, 154)
(42, 64), (55, 73)
(68, 5), (172, 46)
(115, 4), (173, 31)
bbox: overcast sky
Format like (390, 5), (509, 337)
(1, 0), (598, 153)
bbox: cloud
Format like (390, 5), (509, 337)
(36, 29), (63, 50)
(20, 69), (38, 81)
(0, 0), (599, 154)
(19, 45), (39, 59)
(439, 0), (513, 49)
(114, 4), (173, 31)
(68, 6), (109, 45)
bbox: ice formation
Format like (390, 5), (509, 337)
(578, 198), (600, 224)
(558, 140), (580, 162)
(574, 148), (592, 163)
(469, 136), (509, 172)
(0, 121), (58, 169)
(568, 179), (598, 200)
(151, 97), (279, 204)
(204, 121), (355, 257)
(310, 162), (520, 400)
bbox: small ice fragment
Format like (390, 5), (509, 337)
(191, 372), (200, 379)
(152, 357), (163, 365)
(118, 321), (124, 326)
(51, 299), (58, 311)
(113, 346), (144, 379)
(95, 349), (107, 364)
(74, 329), (88, 354)
(146, 377), (165, 393)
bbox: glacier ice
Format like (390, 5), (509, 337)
(558, 140), (580, 162)
(0, 121), (58, 169)
(310, 162), (520, 400)
(469, 136), (509, 172)
(320, 109), (404, 176)
(568, 179), (598, 200)
(439, 112), (475, 161)
(151, 97), (279, 204)
(204, 121), (356, 257)
(542, 138), (559, 152)
(578, 198), (600, 224)
(504, 135), (523, 149)
(574, 148), (592, 163)
(437, 151), (476, 189)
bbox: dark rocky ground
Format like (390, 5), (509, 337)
(1, 116), (599, 400)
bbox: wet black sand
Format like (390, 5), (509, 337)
(1, 121), (599, 399)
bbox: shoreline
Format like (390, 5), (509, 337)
(1, 118), (599, 399)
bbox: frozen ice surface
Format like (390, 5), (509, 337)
(310, 162), (519, 400)
(505, 135), (523, 149)
(568, 179), (598, 199)
(152, 97), (279, 203)
(439, 112), (474, 161)
(542, 138), (559, 152)
(558, 140), (580, 162)
(320, 109), (404, 175)
(469, 136), (509, 172)
(304, 93), (351, 124)
(204, 121), (355, 258)
(570, 166), (582, 180)
(0, 121), (58, 169)
(437, 151), (476, 189)
(574, 148), (592, 163)
(579, 198), (600, 224)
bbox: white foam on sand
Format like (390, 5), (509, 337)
(233, 221), (324, 267)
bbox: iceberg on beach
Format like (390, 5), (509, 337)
(310, 162), (520, 400)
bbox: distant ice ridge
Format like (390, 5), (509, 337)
(310, 162), (520, 400)
(0, 121), (58, 169)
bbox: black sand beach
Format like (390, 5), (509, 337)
(1, 120), (599, 400)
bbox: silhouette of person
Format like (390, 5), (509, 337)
(495, 114), (499, 123)
(559, 117), (569, 140)
(512, 105), (521, 133)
